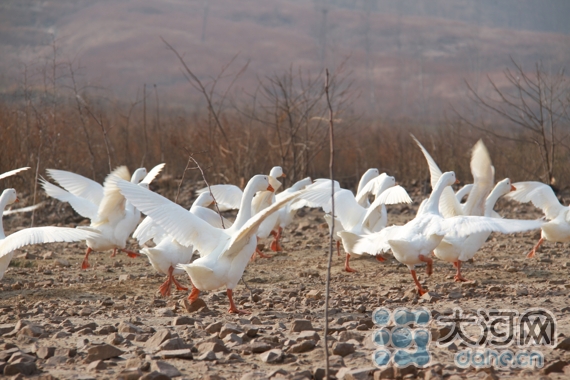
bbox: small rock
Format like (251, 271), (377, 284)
(172, 316), (195, 326)
(516, 288), (529, 296)
(158, 349), (193, 360)
(155, 308), (174, 317)
(42, 252), (55, 260)
(118, 274), (133, 282)
(140, 371), (171, 380)
(16, 325), (43, 338)
(55, 258), (70, 267)
(374, 366), (394, 380)
(306, 290), (322, 299)
(36, 347), (55, 359)
(197, 350), (217, 361)
(541, 359), (568, 375)
(250, 342), (272, 354)
(159, 338), (187, 351)
(197, 341), (229, 354)
(289, 340), (316, 353)
(146, 329), (171, 349)
(332, 342), (355, 357)
(118, 322), (143, 334)
(556, 337), (570, 350)
(421, 292), (440, 303)
(106, 332), (125, 345)
(298, 330), (320, 341)
(488, 286), (501, 292)
(290, 319), (313, 332)
(342, 367), (376, 380)
(205, 322), (223, 334)
(87, 360), (107, 371)
(150, 360), (182, 378)
(117, 367), (143, 380)
(219, 323), (243, 339)
(243, 325), (259, 338)
(259, 349), (283, 364)
(3, 362), (37, 376)
(182, 298), (208, 313)
(85, 344), (125, 363)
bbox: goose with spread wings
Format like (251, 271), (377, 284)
(0, 188), (98, 280)
(118, 174), (305, 314)
(41, 164), (164, 269)
(507, 182), (570, 258)
(135, 192), (233, 297)
(339, 172), (544, 295)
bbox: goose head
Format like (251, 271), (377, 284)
(269, 166), (285, 178)
(495, 178), (516, 197)
(434, 171), (459, 192)
(1, 189), (18, 205)
(373, 174), (396, 197)
(131, 168), (148, 183)
(250, 175), (275, 193)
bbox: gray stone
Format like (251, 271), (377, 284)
(290, 319), (314, 333)
(250, 341), (272, 353)
(3, 361), (37, 376)
(87, 360), (107, 371)
(205, 322), (223, 334)
(259, 349), (283, 364)
(118, 321), (143, 334)
(197, 350), (217, 361)
(289, 340), (316, 353)
(151, 360), (181, 378)
(146, 329), (171, 349)
(85, 344), (125, 363)
(16, 325), (43, 338)
(332, 342), (355, 357)
(158, 349), (193, 360)
(197, 341), (228, 354)
(556, 337), (570, 350)
(172, 316), (195, 326)
(107, 332), (125, 345)
(117, 367), (143, 380)
(219, 323), (243, 339)
(158, 337), (187, 351)
(541, 359), (568, 375)
(140, 371), (171, 380)
(298, 330), (320, 341)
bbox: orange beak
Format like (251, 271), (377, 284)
(282, 173), (287, 178)
(267, 184), (275, 192)
(511, 185), (517, 191)
(455, 179), (460, 184)
(15, 198), (20, 203)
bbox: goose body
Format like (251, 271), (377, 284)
(0, 189), (97, 280)
(507, 182), (570, 257)
(136, 192), (233, 297)
(339, 172), (544, 295)
(118, 174), (304, 314)
(41, 164), (164, 268)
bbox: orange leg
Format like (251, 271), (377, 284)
(188, 287), (200, 303)
(454, 261), (468, 282)
(158, 274), (173, 297)
(336, 240), (341, 257)
(255, 247), (272, 259)
(270, 227), (283, 252)
(81, 247), (92, 270)
(119, 248), (141, 259)
(375, 255), (385, 262)
(410, 269), (427, 296)
(227, 289), (250, 314)
(110, 248), (117, 258)
(344, 253), (357, 273)
(527, 237), (544, 258)
(419, 254), (433, 276)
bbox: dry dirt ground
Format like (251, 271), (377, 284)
(1, 187), (570, 380)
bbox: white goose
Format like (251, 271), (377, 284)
(0, 189), (98, 280)
(41, 164), (164, 269)
(339, 172), (544, 295)
(258, 176), (312, 252)
(135, 192), (233, 297)
(117, 174), (305, 314)
(434, 178), (517, 281)
(298, 174), (411, 272)
(506, 182), (570, 258)
(200, 166), (286, 258)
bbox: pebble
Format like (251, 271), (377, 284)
(290, 319), (313, 332)
(150, 360), (182, 378)
(84, 343), (125, 362)
(332, 342), (355, 357)
(146, 329), (171, 349)
(288, 339), (316, 353)
(259, 348), (283, 364)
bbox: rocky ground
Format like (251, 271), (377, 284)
(1, 184), (570, 380)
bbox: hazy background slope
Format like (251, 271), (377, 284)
(1, 0), (569, 121)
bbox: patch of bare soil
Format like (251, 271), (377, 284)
(1, 188), (569, 379)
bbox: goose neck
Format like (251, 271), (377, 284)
(0, 195), (10, 239)
(425, 179), (448, 213)
(484, 185), (504, 216)
(232, 182), (258, 230)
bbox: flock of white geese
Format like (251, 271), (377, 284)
(0, 136), (569, 313)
